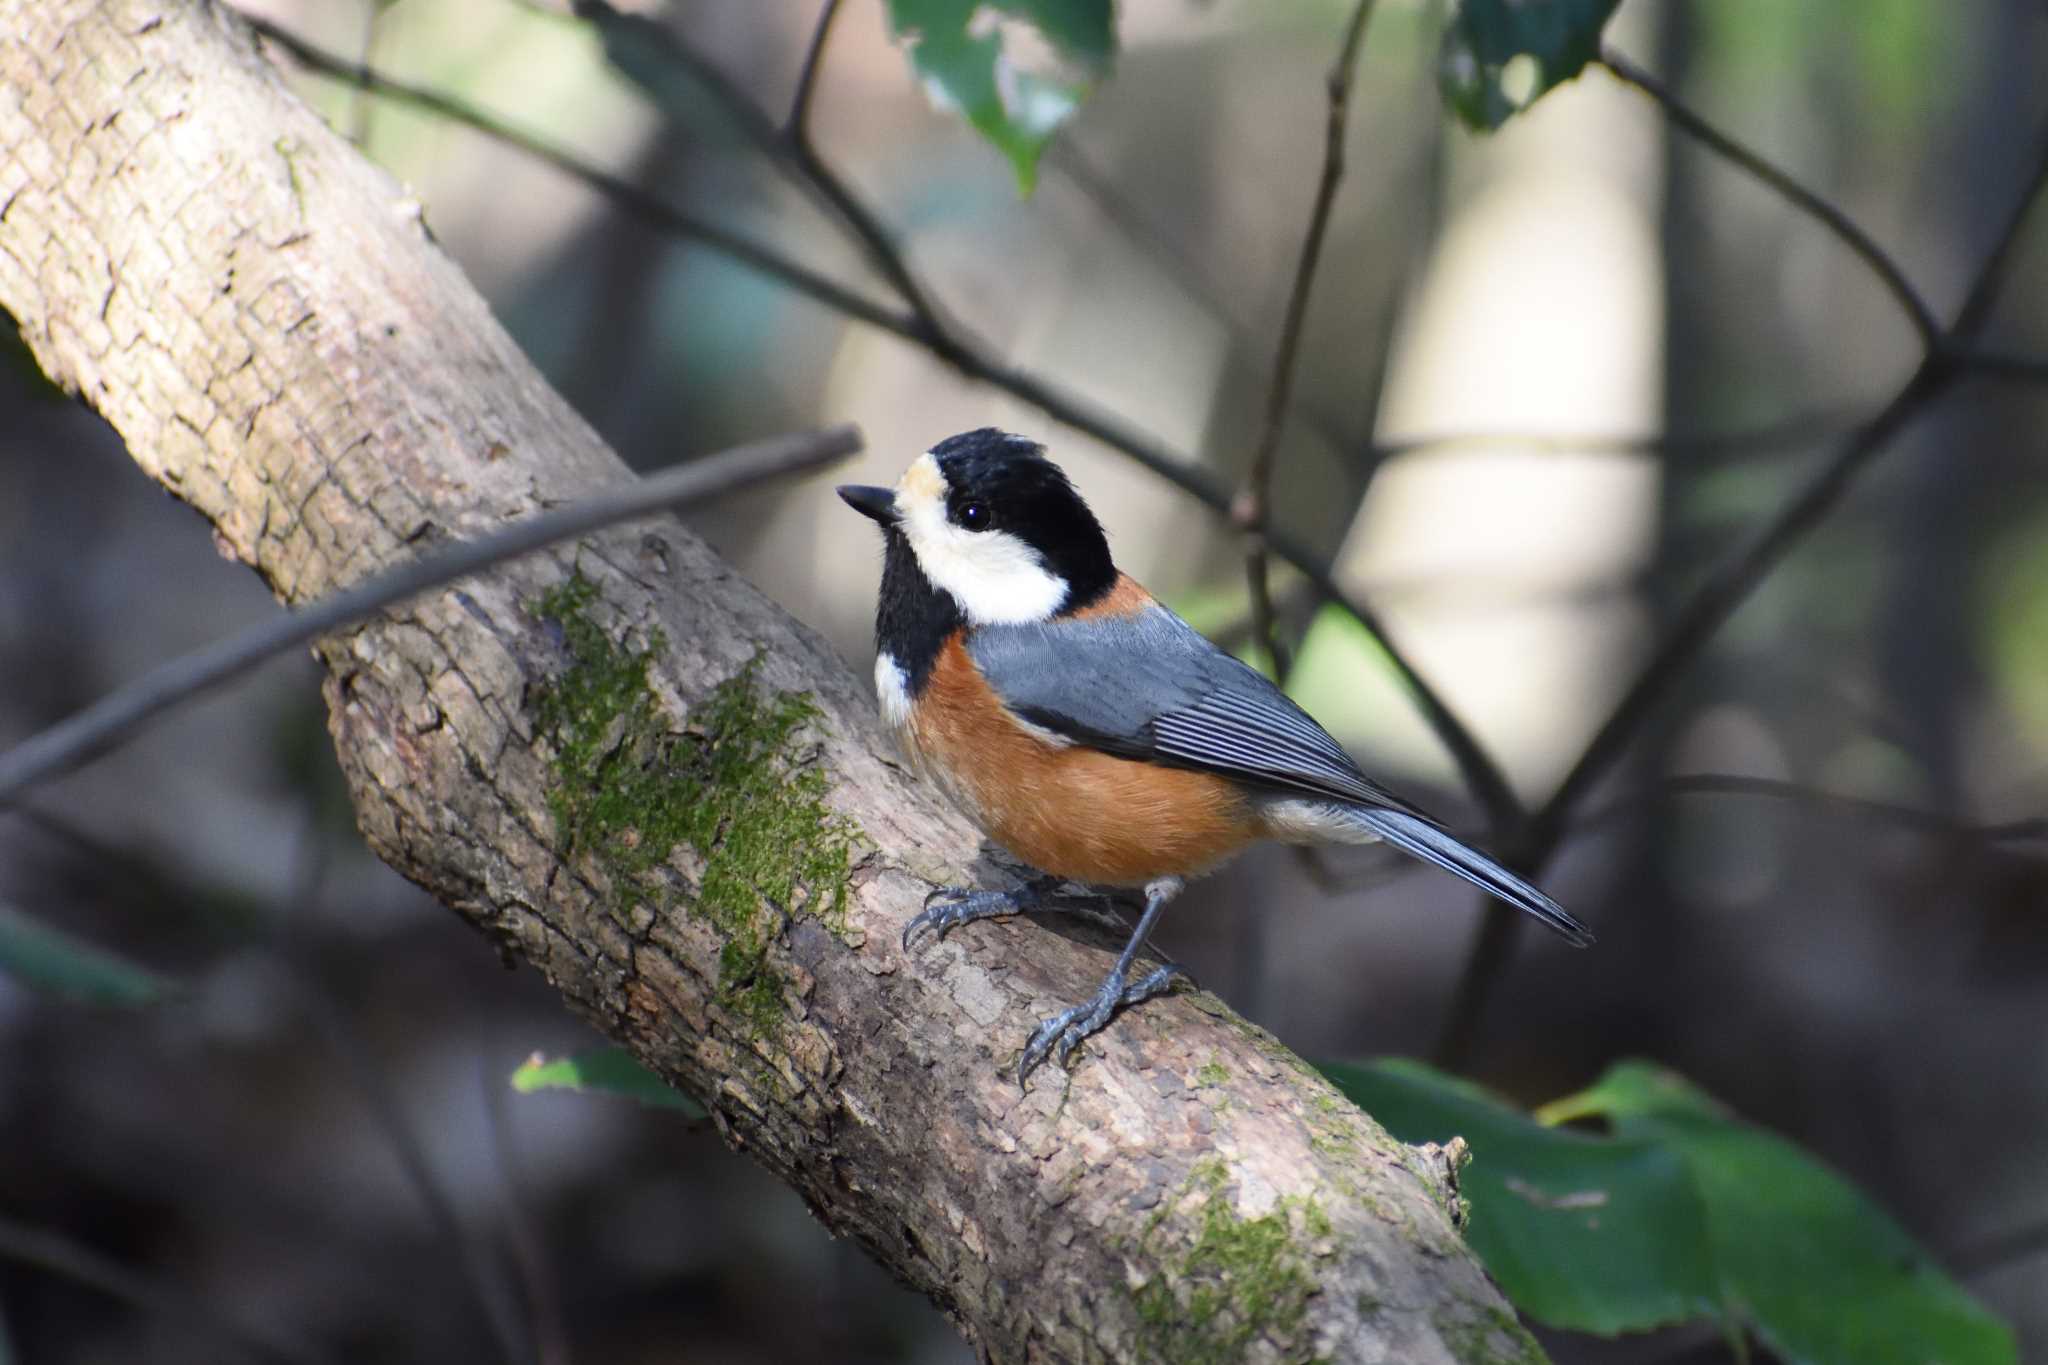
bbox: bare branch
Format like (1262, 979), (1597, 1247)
(246, 16), (920, 341)
(785, 0), (846, 139)
(1949, 114), (2048, 339)
(0, 426), (861, 805)
(1366, 406), (1859, 466)
(1947, 345), (2048, 384)
(1235, 0), (1381, 685)
(1438, 60), (2048, 1067)
(1573, 773), (2048, 849)
(1599, 47), (1944, 353)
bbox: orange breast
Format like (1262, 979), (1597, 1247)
(907, 633), (1261, 886)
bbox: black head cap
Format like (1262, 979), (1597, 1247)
(929, 429), (1116, 611)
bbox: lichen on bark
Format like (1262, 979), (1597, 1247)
(1131, 1158), (1338, 1364)
(528, 571), (854, 1030)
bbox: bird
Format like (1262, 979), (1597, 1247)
(837, 428), (1592, 1082)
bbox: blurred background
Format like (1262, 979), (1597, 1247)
(1, 0), (2044, 1360)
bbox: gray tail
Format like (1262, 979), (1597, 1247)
(1351, 807), (1594, 947)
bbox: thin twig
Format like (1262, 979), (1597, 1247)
(1367, 405), (1857, 466)
(1236, 0), (1381, 686)
(784, 0), (845, 138)
(1438, 106), (2048, 1067)
(0, 426), (861, 804)
(246, 17), (917, 341)
(562, 0), (958, 336)
(1600, 46), (1945, 352)
(1046, 138), (1363, 457)
(1948, 345), (2048, 384)
(1573, 774), (2048, 848)
(1534, 380), (1937, 850)
(1433, 373), (1944, 1066)
(0, 1213), (326, 1365)
(245, 10), (1549, 825)
(1949, 116), (2048, 339)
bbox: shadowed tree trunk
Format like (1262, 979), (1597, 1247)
(0, 3), (1542, 1360)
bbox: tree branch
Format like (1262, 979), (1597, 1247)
(1439, 89), (2048, 1068)
(244, 16), (920, 341)
(0, 4), (1539, 1361)
(1599, 46), (1944, 352)
(0, 427), (860, 804)
(783, 0), (844, 138)
(1234, 0), (1380, 687)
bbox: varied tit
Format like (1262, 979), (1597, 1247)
(838, 428), (1592, 1082)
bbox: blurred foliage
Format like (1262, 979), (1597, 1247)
(1438, 0), (1621, 131)
(511, 1046), (708, 1116)
(884, 0), (1115, 191)
(0, 902), (177, 1007)
(1325, 1059), (2016, 1365)
(1694, 0), (1956, 129)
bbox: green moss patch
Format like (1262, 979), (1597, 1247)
(529, 572), (854, 1031)
(1434, 1300), (1547, 1365)
(1131, 1159), (1333, 1364)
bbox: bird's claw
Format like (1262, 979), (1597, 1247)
(902, 885), (1035, 951)
(1016, 961), (1191, 1086)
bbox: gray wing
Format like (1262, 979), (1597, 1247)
(967, 605), (1433, 820)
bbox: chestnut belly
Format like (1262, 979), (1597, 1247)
(913, 725), (1261, 885)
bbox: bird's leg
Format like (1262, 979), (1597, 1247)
(901, 873), (1118, 950)
(1018, 876), (1191, 1085)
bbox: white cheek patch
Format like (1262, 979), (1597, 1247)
(874, 652), (913, 731)
(894, 452), (1068, 626)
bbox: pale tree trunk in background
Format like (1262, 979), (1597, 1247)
(0, 3), (1543, 1360)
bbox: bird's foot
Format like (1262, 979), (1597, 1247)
(1017, 961), (1193, 1086)
(903, 875), (1090, 950)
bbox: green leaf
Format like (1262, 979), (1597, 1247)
(0, 903), (176, 1007)
(1439, 0), (1622, 131)
(1545, 1063), (2016, 1365)
(885, 0), (1114, 193)
(1322, 1059), (1716, 1335)
(510, 1046), (707, 1116)
(1323, 1058), (2017, 1365)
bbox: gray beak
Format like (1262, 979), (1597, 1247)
(836, 484), (898, 526)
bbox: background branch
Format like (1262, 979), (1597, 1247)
(1599, 47), (1943, 351)
(1234, 0), (1380, 687)
(1438, 63), (2048, 1068)
(0, 426), (860, 804)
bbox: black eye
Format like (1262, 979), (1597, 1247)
(959, 502), (991, 531)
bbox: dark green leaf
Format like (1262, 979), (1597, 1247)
(1544, 1063), (2016, 1365)
(1439, 0), (1622, 131)
(0, 903), (176, 1007)
(510, 1046), (707, 1116)
(1322, 1059), (1716, 1335)
(885, 0), (1114, 192)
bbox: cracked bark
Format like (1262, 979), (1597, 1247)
(0, 3), (1545, 1361)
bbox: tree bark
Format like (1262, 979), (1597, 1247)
(0, 3), (1543, 1361)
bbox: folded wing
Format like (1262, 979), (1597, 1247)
(968, 605), (1595, 947)
(966, 605), (1430, 820)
